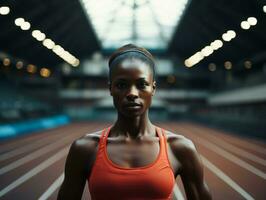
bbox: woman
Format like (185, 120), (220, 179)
(57, 44), (212, 200)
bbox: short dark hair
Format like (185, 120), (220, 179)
(108, 44), (156, 83)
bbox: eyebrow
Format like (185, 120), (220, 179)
(115, 77), (148, 81)
(138, 78), (148, 81)
(115, 78), (127, 81)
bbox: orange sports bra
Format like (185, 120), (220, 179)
(88, 126), (175, 200)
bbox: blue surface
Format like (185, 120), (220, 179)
(0, 115), (70, 139)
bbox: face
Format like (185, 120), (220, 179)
(109, 58), (156, 118)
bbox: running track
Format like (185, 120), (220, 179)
(0, 122), (265, 200)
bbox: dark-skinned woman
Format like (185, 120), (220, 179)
(57, 44), (212, 200)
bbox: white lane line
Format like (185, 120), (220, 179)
(189, 124), (266, 155)
(0, 146), (69, 198)
(0, 132), (65, 162)
(175, 126), (266, 180)
(196, 136), (266, 179)
(227, 141), (266, 155)
(0, 132), (76, 175)
(173, 183), (185, 200)
(38, 173), (64, 200)
(187, 126), (266, 166)
(201, 155), (255, 200)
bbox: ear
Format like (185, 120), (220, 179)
(152, 81), (156, 96)
(108, 82), (113, 96)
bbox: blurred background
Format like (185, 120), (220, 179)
(1, 0), (265, 139)
(1, 1), (266, 200)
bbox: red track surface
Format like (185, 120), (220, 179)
(0, 122), (265, 200)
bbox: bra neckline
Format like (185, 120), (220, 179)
(103, 126), (163, 170)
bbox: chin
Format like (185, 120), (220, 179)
(122, 110), (147, 118)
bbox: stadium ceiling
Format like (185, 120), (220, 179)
(168, 0), (266, 71)
(80, 0), (189, 50)
(0, 0), (266, 71)
(0, 0), (100, 68)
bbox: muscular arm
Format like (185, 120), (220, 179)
(57, 137), (96, 200)
(173, 137), (212, 200)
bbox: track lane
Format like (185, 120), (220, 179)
(0, 123), (107, 199)
(183, 123), (266, 157)
(0, 122), (265, 200)
(164, 123), (266, 200)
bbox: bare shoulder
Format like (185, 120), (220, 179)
(163, 129), (212, 199)
(63, 129), (106, 176)
(164, 129), (196, 151)
(58, 130), (105, 199)
(163, 129), (199, 165)
(70, 130), (103, 154)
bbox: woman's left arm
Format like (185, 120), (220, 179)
(173, 138), (212, 200)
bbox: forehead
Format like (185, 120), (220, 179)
(111, 59), (152, 81)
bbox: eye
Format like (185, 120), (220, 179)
(115, 82), (127, 89)
(138, 82), (149, 89)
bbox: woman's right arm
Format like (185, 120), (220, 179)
(57, 135), (98, 200)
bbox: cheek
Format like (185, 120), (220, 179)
(142, 93), (153, 106)
(112, 93), (123, 107)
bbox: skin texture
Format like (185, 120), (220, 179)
(57, 58), (212, 200)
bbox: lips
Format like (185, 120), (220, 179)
(125, 103), (142, 111)
(124, 102), (142, 107)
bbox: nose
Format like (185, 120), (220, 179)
(126, 85), (139, 100)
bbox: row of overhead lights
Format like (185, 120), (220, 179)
(184, 39), (225, 68)
(184, 13), (262, 68)
(240, 17), (257, 29)
(1, 6), (80, 67)
(1, 57), (51, 78)
(208, 60), (253, 72)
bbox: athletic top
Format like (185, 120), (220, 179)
(88, 126), (175, 200)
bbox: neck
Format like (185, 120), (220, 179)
(111, 111), (155, 140)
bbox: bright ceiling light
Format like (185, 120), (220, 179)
(36, 33), (46, 41)
(51, 44), (79, 66)
(263, 6), (266, 13)
(210, 40), (223, 50)
(72, 59), (80, 67)
(184, 59), (194, 68)
(15, 18), (25, 26)
(184, 52), (203, 67)
(192, 52), (204, 62)
(61, 51), (74, 62)
(53, 45), (65, 55)
(42, 39), (55, 49)
(32, 30), (45, 41)
(21, 21), (31, 30)
(0, 6), (10, 15)
(201, 46), (213, 56)
(247, 17), (257, 26)
(227, 30), (236, 39)
(32, 30), (41, 38)
(222, 30), (236, 42)
(40, 68), (51, 77)
(240, 21), (250, 29)
(222, 33), (231, 41)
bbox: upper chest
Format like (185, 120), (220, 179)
(106, 139), (158, 163)
(105, 135), (181, 175)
